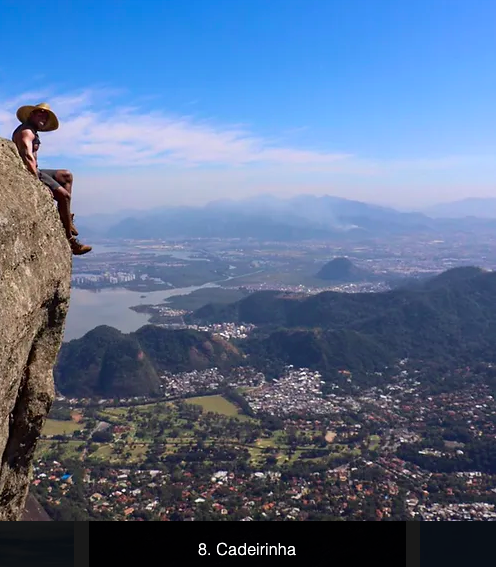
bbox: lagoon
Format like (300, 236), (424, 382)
(63, 282), (219, 342)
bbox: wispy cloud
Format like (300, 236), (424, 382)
(0, 87), (351, 167)
(2, 85), (495, 214)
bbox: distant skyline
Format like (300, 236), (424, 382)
(1, 0), (495, 215)
(0, 523), (73, 567)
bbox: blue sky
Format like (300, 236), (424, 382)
(1, 0), (495, 214)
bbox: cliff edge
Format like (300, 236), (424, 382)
(0, 138), (71, 520)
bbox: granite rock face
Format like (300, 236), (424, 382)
(0, 138), (71, 520)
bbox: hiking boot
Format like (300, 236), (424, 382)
(69, 236), (92, 255)
(70, 213), (78, 236)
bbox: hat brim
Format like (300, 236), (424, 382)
(16, 105), (59, 132)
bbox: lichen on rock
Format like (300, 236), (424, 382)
(0, 138), (71, 520)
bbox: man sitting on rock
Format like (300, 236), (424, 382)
(12, 102), (92, 255)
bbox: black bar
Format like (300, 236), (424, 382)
(90, 522), (405, 566)
(421, 523), (493, 567)
(406, 521), (420, 567)
(74, 521), (89, 567)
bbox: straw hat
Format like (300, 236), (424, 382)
(16, 102), (59, 131)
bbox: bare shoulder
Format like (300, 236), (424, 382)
(12, 124), (34, 144)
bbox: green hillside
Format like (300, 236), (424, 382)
(55, 325), (242, 397)
(195, 267), (496, 377)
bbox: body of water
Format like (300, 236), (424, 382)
(63, 267), (261, 342)
(63, 282), (219, 342)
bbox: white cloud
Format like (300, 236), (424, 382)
(1, 86), (496, 213)
(0, 87), (351, 167)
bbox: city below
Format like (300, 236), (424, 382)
(30, 231), (496, 521)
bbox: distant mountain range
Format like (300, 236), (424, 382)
(76, 194), (496, 241)
(77, 195), (431, 240)
(423, 198), (496, 219)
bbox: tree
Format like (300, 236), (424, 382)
(92, 430), (113, 443)
(265, 455), (278, 467)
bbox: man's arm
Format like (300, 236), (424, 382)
(14, 129), (38, 177)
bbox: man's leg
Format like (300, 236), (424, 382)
(53, 170), (79, 235)
(38, 171), (72, 239)
(52, 188), (73, 240)
(39, 169), (78, 235)
(53, 169), (73, 196)
(38, 170), (91, 254)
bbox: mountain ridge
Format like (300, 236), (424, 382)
(76, 194), (496, 239)
(423, 198), (496, 219)
(190, 267), (496, 378)
(96, 194), (435, 240)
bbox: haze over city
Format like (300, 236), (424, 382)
(1, 0), (495, 215)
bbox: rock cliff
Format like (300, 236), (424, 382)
(0, 138), (71, 520)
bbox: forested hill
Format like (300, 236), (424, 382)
(315, 257), (371, 282)
(190, 267), (493, 328)
(54, 325), (242, 397)
(191, 267), (496, 376)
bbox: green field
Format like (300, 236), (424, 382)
(90, 445), (114, 459)
(42, 419), (84, 436)
(102, 407), (129, 417)
(185, 395), (249, 419)
(35, 396), (365, 468)
(35, 439), (84, 459)
(99, 402), (173, 420)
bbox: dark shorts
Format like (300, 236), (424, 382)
(38, 169), (62, 193)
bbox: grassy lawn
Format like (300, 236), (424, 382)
(35, 439), (54, 458)
(287, 450), (303, 463)
(62, 441), (86, 458)
(35, 440), (84, 459)
(42, 419), (84, 436)
(101, 407), (130, 417)
(90, 445), (114, 460)
(129, 445), (148, 460)
(129, 402), (173, 414)
(369, 435), (380, 451)
(255, 439), (276, 449)
(248, 446), (265, 463)
(89, 443), (150, 463)
(100, 403), (171, 418)
(185, 395), (249, 420)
